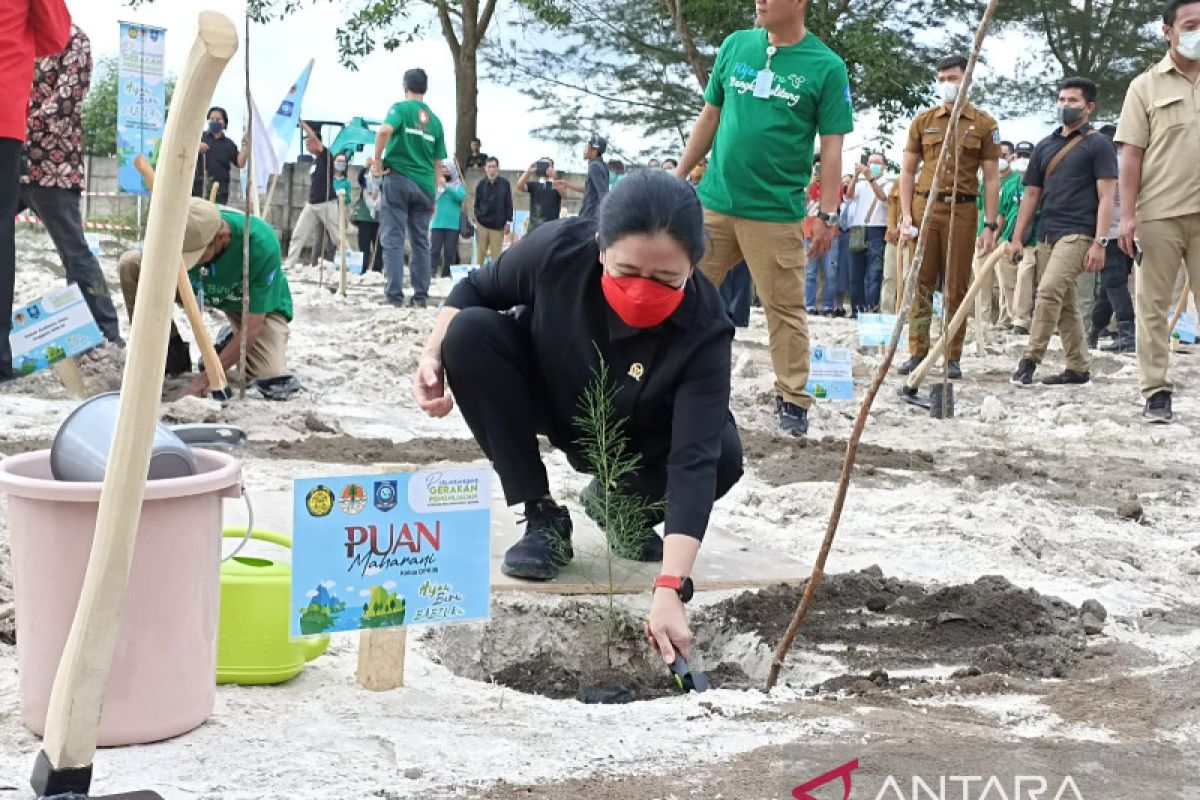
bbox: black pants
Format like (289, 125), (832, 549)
(431, 227), (459, 277)
(442, 307), (743, 512)
(1091, 241), (1135, 333)
(19, 186), (122, 342)
(1, 138), (21, 378)
(357, 220), (381, 271)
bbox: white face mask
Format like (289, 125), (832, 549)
(939, 81), (960, 104)
(1013, 158), (1028, 174)
(998, 158), (1010, 173)
(1178, 29), (1200, 60)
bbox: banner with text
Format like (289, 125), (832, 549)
(291, 469), (492, 637)
(116, 22), (166, 195)
(9, 284), (104, 376)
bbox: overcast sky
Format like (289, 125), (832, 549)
(66, 0), (1128, 175)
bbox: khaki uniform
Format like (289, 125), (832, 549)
(904, 104), (1001, 361)
(1116, 53), (1200, 399)
(1012, 246), (1039, 329)
(880, 180), (908, 314)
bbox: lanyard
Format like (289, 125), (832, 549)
(765, 45), (777, 71)
(197, 264), (210, 312)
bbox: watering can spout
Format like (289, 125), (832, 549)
(301, 636), (330, 662)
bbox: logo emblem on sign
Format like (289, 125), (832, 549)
(306, 485), (334, 517)
(340, 483), (367, 514)
(374, 480), (398, 512)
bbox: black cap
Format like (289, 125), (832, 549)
(588, 133), (607, 156)
(1098, 123), (1117, 139)
(1015, 140), (1034, 155)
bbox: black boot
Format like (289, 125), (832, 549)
(502, 498), (574, 580)
(165, 336), (192, 376)
(1101, 321), (1135, 353)
(580, 479), (665, 562)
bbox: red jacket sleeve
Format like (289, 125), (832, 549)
(30, 0), (70, 57)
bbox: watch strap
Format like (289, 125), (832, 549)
(653, 575), (683, 592)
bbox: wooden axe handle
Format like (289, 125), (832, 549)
(38, 11), (238, 776)
(905, 247), (1006, 389)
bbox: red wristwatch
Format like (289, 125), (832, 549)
(653, 575), (694, 603)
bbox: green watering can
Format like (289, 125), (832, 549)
(218, 528), (329, 685)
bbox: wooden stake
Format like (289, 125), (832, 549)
(1168, 280), (1191, 338)
(263, 173), (279, 218)
(338, 193), (348, 297)
(52, 359), (89, 399)
(37, 12), (237, 775)
(766, 0), (1000, 691)
(209, 181), (219, 203)
(239, 11), (252, 399)
(355, 462), (409, 691)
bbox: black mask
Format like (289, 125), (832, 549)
(1058, 106), (1085, 127)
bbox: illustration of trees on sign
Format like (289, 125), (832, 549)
(299, 583), (347, 635)
(359, 584), (406, 629)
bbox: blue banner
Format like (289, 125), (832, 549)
(116, 22), (166, 195)
(290, 469), (493, 637)
(270, 60), (312, 163)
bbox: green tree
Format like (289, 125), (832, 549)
(966, 0), (1164, 118)
(485, 0), (963, 158)
(132, 0), (500, 166)
(81, 56), (177, 156)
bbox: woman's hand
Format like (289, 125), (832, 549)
(645, 588), (692, 663)
(413, 354), (454, 417)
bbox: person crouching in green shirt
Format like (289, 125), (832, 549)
(118, 198), (293, 397)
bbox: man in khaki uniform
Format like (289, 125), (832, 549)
(897, 55), (1001, 379)
(1115, 0), (1200, 423)
(880, 179), (907, 314)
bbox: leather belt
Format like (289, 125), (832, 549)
(917, 191), (977, 205)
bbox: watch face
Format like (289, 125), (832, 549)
(680, 577), (694, 603)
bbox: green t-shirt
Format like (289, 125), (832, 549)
(698, 29), (854, 223)
(381, 100), (448, 197)
(191, 210), (293, 322)
(976, 169), (1024, 240)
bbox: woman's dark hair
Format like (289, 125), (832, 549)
(597, 170), (706, 265)
(207, 106), (228, 125)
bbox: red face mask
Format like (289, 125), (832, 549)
(601, 271), (686, 328)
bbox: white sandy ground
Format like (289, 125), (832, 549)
(1, 227), (1199, 797)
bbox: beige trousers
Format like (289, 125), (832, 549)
(1024, 235), (1092, 373)
(1137, 212), (1200, 398)
(698, 209), (813, 408)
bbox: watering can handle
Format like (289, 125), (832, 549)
(221, 522), (293, 553)
(220, 490), (259, 563)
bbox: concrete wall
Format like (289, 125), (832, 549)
(79, 157), (584, 254)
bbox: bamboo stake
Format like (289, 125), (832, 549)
(766, 0), (1001, 690)
(208, 181), (219, 203)
(263, 172), (279, 216)
(1168, 280), (1191, 338)
(239, 11), (252, 399)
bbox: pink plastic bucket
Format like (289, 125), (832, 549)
(0, 448), (241, 746)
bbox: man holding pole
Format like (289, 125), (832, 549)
(1007, 78), (1117, 388)
(897, 54), (1001, 381)
(1115, 0), (1200, 423)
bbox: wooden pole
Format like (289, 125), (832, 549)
(338, 194), (348, 296)
(1168, 280), (1191, 338)
(263, 172), (279, 216)
(239, 11), (252, 399)
(51, 359), (89, 399)
(208, 181), (219, 203)
(177, 260), (229, 395)
(766, 0), (1000, 690)
(34, 12), (237, 781)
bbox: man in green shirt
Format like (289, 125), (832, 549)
(675, 0), (854, 437)
(372, 68), (447, 308)
(118, 198), (293, 396)
(973, 139), (1023, 324)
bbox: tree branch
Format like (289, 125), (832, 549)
(662, 0), (708, 89)
(476, 0), (500, 46)
(434, 0), (461, 58)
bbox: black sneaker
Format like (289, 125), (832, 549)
(165, 336), (192, 376)
(580, 479), (665, 562)
(1143, 391), (1173, 424)
(896, 356), (922, 375)
(1011, 325), (1030, 336)
(406, 297), (428, 308)
(502, 498), (574, 581)
(1042, 369), (1091, 386)
(777, 396), (809, 437)
(946, 361), (962, 380)
(1010, 358), (1036, 386)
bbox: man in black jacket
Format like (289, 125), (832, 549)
(474, 157), (512, 264)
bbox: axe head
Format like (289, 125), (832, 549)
(32, 751), (165, 800)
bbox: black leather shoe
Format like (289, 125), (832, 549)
(946, 361), (962, 380)
(896, 356), (922, 375)
(580, 479), (665, 562)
